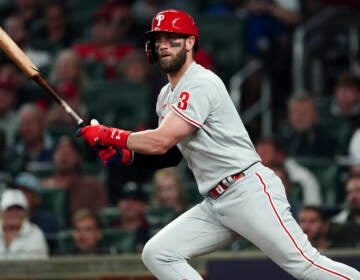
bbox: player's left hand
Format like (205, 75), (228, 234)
(76, 119), (131, 148)
(98, 146), (133, 166)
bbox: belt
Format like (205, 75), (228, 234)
(208, 172), (244, 199)
(207, 161), (260, 199)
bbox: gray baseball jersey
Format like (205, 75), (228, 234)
(156, 62), (260, 194)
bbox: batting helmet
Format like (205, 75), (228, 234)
(144, 9), (200, 64)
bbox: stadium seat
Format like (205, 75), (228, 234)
(295, 157), (342, 206)
(197, 14), (247, 83)
(102, 228), (135, 253)
(146, 206), (177, 229)
(56, 230), (73, 253)
(84, 61), (106, 81)
(66, 0), (103, 40)
(184, 181), (204, 206)
(83, 80), (152, 130)
(39, 188), (69, 229)
(318, 118), (352, 155)
(98, 207), (120, 228)
(56, 228), (136, 254)
(315, 96), (352, 153)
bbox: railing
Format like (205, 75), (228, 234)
(0, 248), (359, 279)
(292, 7), (360, 94)
(229, 59), (272, 137)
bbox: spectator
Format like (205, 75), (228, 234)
(205, 0), (245, 15)
(152, 167), (187, 215)
(245, 0), (301, 58)
(45, 81), (88, 129)
(0, 189), (48, 259)
(255, 137), (322, 206)
(349, 128), (360, 160)
(279, 93), (338, 158)
(49, 49), (89, 92)
(112, 182), (150, 252)
(0, 76), (20, 147)
(9, 0), (43, 35)
(3, 15), (51, 70)
(63, 209), (108, 255)
(332, 175), (360, 225)
(72, 7), (136, 80)
(244, 0), (302, 114)
(118, 49), (151, 83)
(40, 136), (108, 216)
(117, 48), (166, 127)
(12, 103), (56, 171)
(270, 164), (302, 217)
(35, 2), (76, 53)
(331, 72), (360, 134)
(13, 172), (59, 247)
(0, 61), (36, 107)
(46, 49), (88, 128)
(0, 130), (14, 191)
(298, 206), (330, 251)
(96, 0), (145, 47)
(132, 0), (195, 29)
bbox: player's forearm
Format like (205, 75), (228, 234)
(127, 129), (177, 155)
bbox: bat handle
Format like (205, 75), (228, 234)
(59, 99), (85, 127)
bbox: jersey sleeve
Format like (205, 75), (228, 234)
(156, 86), (167, 118)
(170, 80), (213, 128)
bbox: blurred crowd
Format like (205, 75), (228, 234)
(0, 0), (359, 259)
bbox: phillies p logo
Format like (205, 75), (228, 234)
(156, 14), (165, 26)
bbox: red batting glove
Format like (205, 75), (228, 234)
(76, 124), (131, 148)
(98, 146), (133, 166)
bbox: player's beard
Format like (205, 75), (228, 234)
(158, 45), (187, 74)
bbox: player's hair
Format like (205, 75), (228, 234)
(335, 72), (360, 92)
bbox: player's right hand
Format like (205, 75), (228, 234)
(97, 146), (133, 166)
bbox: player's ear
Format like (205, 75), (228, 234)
(186, 36), (196, 52)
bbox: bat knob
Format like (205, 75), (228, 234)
(90, 119), (99, 126)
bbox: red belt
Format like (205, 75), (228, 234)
(208, 172), (244, 199)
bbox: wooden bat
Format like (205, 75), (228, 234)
(0, 27), (85, 127)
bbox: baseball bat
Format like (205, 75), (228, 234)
(0, 27), (85, 127)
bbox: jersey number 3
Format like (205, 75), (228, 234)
(177, 91), (190, 110)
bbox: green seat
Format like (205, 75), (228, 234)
(102, 228), (135, 253)
(295, 157), (341, 206)
(184, 181), (203, 206)
(197, 14), (246, 83)
(56, 230), (73, 253)
(315, 96), (352, 153)
(84, 80), (152, 130)
(56, 228), (136, 254)
(27, 162), (54, 179)
(39, 188), (69, 229)
(66, 0), (103, 40)
(318, 118), (352, 155)
(146, 206), (177, 228)
(98, 207), (120, 228)
(84, 61), (106, 80)
(47, 126), (77, 141)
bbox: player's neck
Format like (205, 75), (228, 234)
(167, 58), (193, 90)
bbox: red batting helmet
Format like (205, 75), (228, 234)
(144, 9), (200, 64)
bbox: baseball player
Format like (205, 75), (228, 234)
(77, 10), (360, 280)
